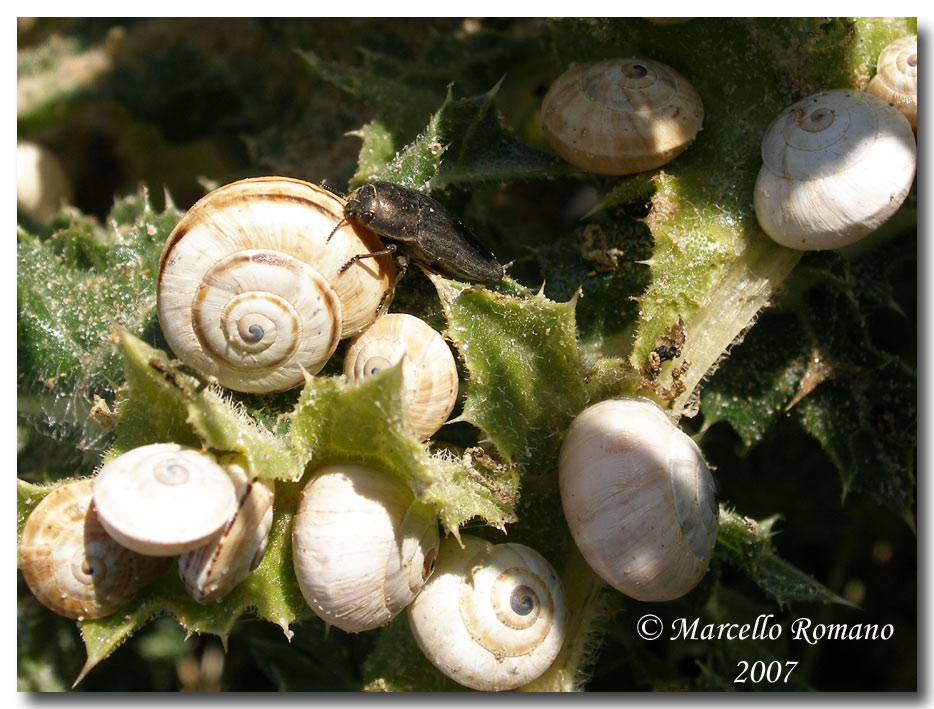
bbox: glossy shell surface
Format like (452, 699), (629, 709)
(157, 176), (394, 393)
(92, 443), (238, 556)
(559, 398), (718, 602)
(754, 89), (916, 250)
(292, 464), (439, 633)
(343, 313), (459, 440)
(20, 479), (168, 619)
(541, 58), (704, 175)
(408, 535), (567, 691)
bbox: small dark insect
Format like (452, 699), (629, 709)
(331, 181), (504, 283)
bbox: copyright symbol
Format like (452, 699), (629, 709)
(636, 614), (664, 640)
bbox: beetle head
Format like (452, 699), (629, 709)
(344, 184), (379, 224)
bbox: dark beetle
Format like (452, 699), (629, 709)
(336, 181), (504, 283)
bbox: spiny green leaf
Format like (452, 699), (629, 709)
(289, 358), (518, 533)
(17, 187), (180, 453)
(429, 80), (570, 187)
(715, 509), (852, 606)
(113, 331), (304, 482)
(434, 276), (588, 473)
(290, 363), (434, 492)
(349, 119), (397, 187)
(378, 96), (446, 189)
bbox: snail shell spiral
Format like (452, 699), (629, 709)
(292, 464), (440, 633)
(541, 57), (704, 175)
(867, 35), (917, 131)
(559, 398), (718, 602)
(19, 479), (169, 620)
(754, 89), (916, 250)
(408, 535), (567, 691)
(92, 443), (238, 556)
(343, 313), (459, 440)
(158, 176), (394, 393)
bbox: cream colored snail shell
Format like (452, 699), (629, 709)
(291, 463), (440, 633)
(16, 141), (72, 222)
(541, 57), (704, 175)
(343, 313), (459, 440)
(867, 35), (917, 131)
(559, 398), (718, 602)
(754, 89), (916, 250)
(19, 479), (169, 620)
(92, 443), (238, 556)
(157, 176), (395, 393)
(178, 457), (275, 603)
(408, 535), (567, 692)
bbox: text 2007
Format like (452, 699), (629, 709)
(734, 660), (798, 684)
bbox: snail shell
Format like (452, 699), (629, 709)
(178, 457), (275, 603)
(343, 313), (459, 440)
(541, 58), (704, 175)
(558, 398), (718, 602)
(407, 535), (567, 692)
(19, 479), (169, 620)
(158, 176), (395, 393)
(754, 89), (916, 250)
(867, 35), (917, 131)
(291, 464), (439, 633)
(17, 141), (72, 222)
(92, 443), (238, 556)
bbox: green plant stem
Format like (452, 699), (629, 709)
(666, 236), (802, 419)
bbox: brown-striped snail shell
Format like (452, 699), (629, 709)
(92, 443), (238, 556)
(867, 35), (917, 131)
(291, 464), (439, 633)
(754, 89), (916, 250)
(541, 58), (704, 175)
(157, 176), (395, 393)
(19, 479), (169, 620)
(559, 398), (718, 602)
(178, 457), (275, 603)
(407, 535), (567, 692)
(343, 313), (459, 440)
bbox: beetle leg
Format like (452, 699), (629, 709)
(374, 254), (409, 318)
(338, 242), (398, 273)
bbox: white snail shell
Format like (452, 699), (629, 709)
(19, 479), (169, 620)
(867, 35), (917, 131)
(291, 464), (439, 633)
(158, 176), (395, 393)
(559, 398), (718, 602)
(17, 141), (72, 222)
(408, 535), (567, 692)
(754, 89), (916, 250)
(541, 58), (704, 175)
(178, 457), (275, 603)
(92, 443), (238, 556)
(343, 313), (459, 440)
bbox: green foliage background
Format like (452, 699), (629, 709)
(17, 18), (916, 691)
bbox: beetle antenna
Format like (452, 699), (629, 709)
(327, 218), (348, 244)
(318, 182), (346, 199)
